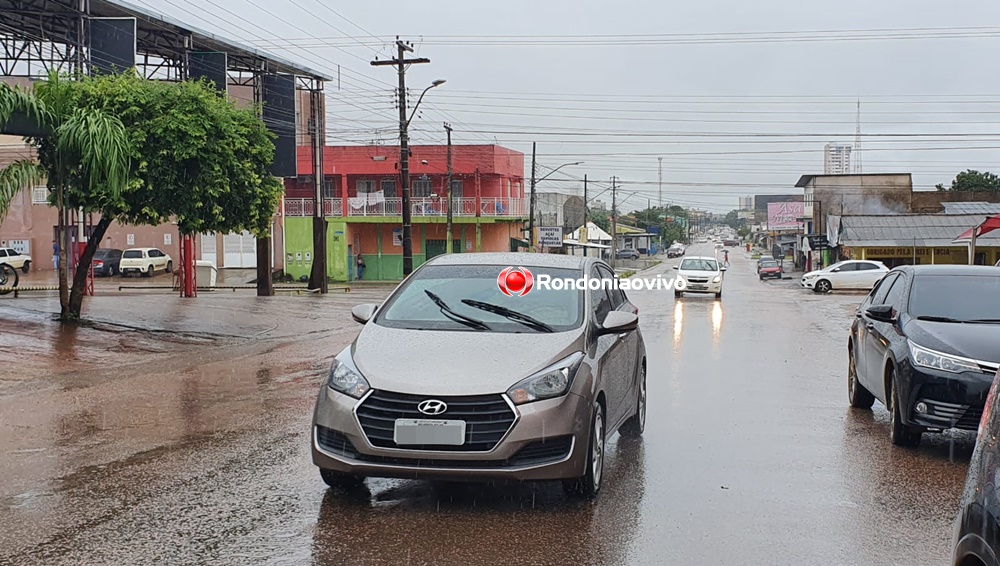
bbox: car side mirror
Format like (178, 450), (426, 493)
(865, 304), (896, 323)
(351, 303), (378, 324)
(673, 265), (679, 270)
(721, 267), (727, 271)
(597, 311), (638, 336)
(831, 268), (841, 272)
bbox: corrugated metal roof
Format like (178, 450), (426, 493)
(841, 214), (1000, 247)
(940, 202), (1000, 215)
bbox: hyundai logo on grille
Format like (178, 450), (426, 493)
(417, 399), (448, 416)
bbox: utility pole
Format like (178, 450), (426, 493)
(528, 142), (537, 251)
(445, 122), (454, 253)
(372, 39), (430, 275)
(307, 89), (327, 293)
(658, 157), (663, 209)
(611, 176), (618, 269)
(579, 174), (588, 246)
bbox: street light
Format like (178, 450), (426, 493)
(528, 160), (584, 249)
(399, 79), (446, 275)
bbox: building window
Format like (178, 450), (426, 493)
(357, 180), (376, 194)
(32, 186), (48, 205)
(322, 179), (335, 199)
(412, 178), (431, 197)
(381, 179), (397, 197)
(450, 180), (463, 197)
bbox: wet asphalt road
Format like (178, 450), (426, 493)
(0, 245), (975, 565)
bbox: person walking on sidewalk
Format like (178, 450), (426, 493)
(356, 253), (365, 280)
(52, 240), (59, 271)
(722, 249), (730, 268)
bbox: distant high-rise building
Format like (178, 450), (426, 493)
(738, 196), (753, 210)
(824, 143), (852, 174)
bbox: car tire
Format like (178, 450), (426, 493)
(563, 402), (605, 499)
(166, 261), (173, 273)
(759, 274), (764, 281)
(108, 265), (117, 277)
(814, 279), (832, 293)
(888, 371), (921, 448)
(21, 261), (30, 274)
(620, 364), (646, 438)
(144, 265), (154, 278)
(319, 468), (365, 490)
(715, 290), (722, 299)
(848, 346), (875, 409)
(674, 290), (682, 298)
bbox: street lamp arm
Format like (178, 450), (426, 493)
(537, 161), (584, 182)
(405, 80), (446, 128)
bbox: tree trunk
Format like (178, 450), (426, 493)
(57, 186), (69, 318)
(256, 236), (274, 296)
(65, 216), (111, 321)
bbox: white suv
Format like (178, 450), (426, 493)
(120, 247), (173, 277)
(673, 256), (725, 299)
(0, 248), (32, 273)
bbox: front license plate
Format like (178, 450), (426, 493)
(690, 285), (706, 290)
(394, 419), (466, 446)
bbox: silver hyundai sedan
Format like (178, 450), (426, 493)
(311, 252), (646, 498)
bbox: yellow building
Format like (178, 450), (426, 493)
(840, 213), (1000, 268)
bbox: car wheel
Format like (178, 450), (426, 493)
(21, 261), (30, 274)
(108, 265), (117, 277)
(166, 261), (173, 273)
(144, 265), (154, 278)
(888, 371), (921, 448)
(563, 402), (605, 499)
(620, 364), (646, 438)
(814, 279), (832, 293)
(715, 290), (722, 299)
(759, 274), (763, 281)
(319, 468), (365, 490)
(674, 290), (682, 298)
(848, 345), (875, 409)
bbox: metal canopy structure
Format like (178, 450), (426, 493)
(0, 0), (329, 87)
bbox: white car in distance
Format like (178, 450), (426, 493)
(120, 247), (173, 277)
(673, 256), (725, 299)
(800, 260), (889, 293)
(0, 248), (32, 273)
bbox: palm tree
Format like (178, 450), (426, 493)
(0, 72), (130, 320)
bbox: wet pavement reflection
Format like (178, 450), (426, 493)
(0, 247), (975, 565)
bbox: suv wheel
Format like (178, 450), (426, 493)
(620, 364), (646, 438)
(847, 346), (875, 409)
(564, 403), (605, 498)
(888, 371), (921, 447)
(319, 468), (365, 490)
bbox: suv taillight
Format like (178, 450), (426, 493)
(979, 369), (1000, 440)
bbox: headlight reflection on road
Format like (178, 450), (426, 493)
(712, 302), (724, 341)
(673, 301), (684, 346)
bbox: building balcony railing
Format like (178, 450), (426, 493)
(282, 197), (527, 218)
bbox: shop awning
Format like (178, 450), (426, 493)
(954, 214), (1000, 242)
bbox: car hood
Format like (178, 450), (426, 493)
(351, 324), (587, 396)
(677, 269), (721, 277)
(802, 269), (827, 278)
(903, 318), (1000, 364)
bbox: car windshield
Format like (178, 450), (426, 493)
(375, 264), (585, 333)
(909, 274), (1000, 321)
(93, 250), (110, 259)
(680, 258), (718, 271)
(123, 250), (143, 258)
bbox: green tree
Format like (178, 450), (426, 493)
(0, 74), (130, 316)
(737, 226), (751, 238)
(589, 208), (610, 232)
(939, 169), (1000, 192)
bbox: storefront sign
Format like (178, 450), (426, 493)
(538, 227), (563, 247)
(864, 247), (955, 257)
(767, 202), (805, 230)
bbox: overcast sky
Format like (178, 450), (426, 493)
(138, 0), (1000, 212)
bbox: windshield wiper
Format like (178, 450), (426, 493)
(424, 290), (491, 331)
(965, 318), (1000, 324)
(460, 299), (555, 333)
(916, 315), (965, 323)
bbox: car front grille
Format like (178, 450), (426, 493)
(316, 426), (572, 469)
(914, 399), (982, 431)
(355, 390), (516, 452)
(687, 277), (710, 283)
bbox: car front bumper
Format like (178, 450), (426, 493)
(678, 281), (722, 294)
(760, 271), (782, 279)
(801, 278), (817, 289)
(311, 387), (590, 482)
(899, 361), (996, 430)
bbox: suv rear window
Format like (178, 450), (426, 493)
(123, 250), (143, 259)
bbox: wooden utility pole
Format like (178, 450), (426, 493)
(307, 89), (327, 293)
(611, 176), (618, 269)
(528, 142), (537, 251)
(372, 39), (430, 275)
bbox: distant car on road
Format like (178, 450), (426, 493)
(723, 239), (739, 247)
(0, 247), (32, 273)
(120, 247), (172, 277)
(616, 248), (640, 260)
(91, 248), (124, 277)
(801, 260), (888, 293)
(847, 265), (1000, 448)
(674, 256), (725, 299)
(758, 259), (782, 280)
(952, 367), (1000, 566)
(311, 253), (646, 499)
(666, 246), (685, 258)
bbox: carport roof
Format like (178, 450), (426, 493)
(840, 214), (1000, 247)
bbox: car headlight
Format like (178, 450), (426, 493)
(507, 352), (585, 405)
(712, 275), (722, 283)
(802, 273), (818, 280)
(908, 340), (982, 374)
(326, 353), (371, 398)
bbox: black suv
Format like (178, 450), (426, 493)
(847, 265), (1000, 447)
